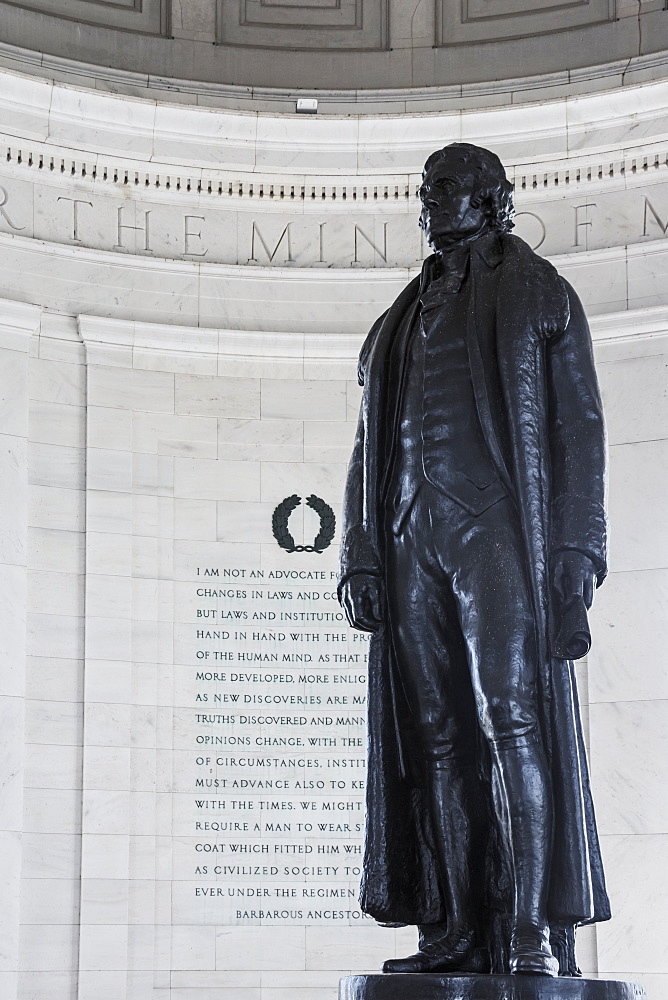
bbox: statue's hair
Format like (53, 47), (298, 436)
(423, 142), (515, 233)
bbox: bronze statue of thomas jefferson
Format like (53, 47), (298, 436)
(338, 143), (610, 978)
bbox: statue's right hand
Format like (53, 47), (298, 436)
(340, 574), (383, 633)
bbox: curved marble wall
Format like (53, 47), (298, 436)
(0, 69), (666, 1000)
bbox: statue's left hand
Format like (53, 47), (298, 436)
(553, 550), (597, 610)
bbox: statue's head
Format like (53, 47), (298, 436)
(419, 142), (515, 252)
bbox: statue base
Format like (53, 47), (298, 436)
(340, 974), (646, 1000)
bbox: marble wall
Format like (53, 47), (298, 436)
(0, 302), (424, 1000)
(588, 323), (668, 997)
(1, 296), (665, 1000)
(0, 63), (666, 1000)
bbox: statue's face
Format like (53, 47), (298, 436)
(419, 153), (488, 251)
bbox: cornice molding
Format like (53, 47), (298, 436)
(75, 302), (668, 361)
(4, 67), (668, 180)
(0, 295), (41, 353)
(2, 39), (668, 114)
(4, 66), (668, 203)
(589, 304), (668, 345)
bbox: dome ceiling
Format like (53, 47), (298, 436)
(0, 0), (667, 104)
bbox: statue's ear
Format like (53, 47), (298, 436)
(471, 186), (493, 217)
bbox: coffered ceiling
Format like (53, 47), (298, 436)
(0, 0), (666, 97)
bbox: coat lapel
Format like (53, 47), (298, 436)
(362, 265), (429, 538)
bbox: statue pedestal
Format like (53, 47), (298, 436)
(340, 974), (646, 1000)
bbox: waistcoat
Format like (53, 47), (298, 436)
(389, 244), (507, 532)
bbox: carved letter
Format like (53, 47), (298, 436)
(184, 215), (208, 256)
(573, 203), (596, 248)
(249, 222), (294, 263)
(0, 186), (25, 231)
(642, 197), (668, 237)
(354, 223), (388, 264)
(318, 222), (327, 264)
(115, 207), (152, 251)
(57, 197), (92, 242)
(514, 211), (546, 251)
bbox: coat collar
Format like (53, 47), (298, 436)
(420, 230), (502, 300)
(473, 229), (503, 269)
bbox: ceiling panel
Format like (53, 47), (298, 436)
(217, 0), (389, 50)
(437, 0), (616, 45)
(2, 0), (169, 35)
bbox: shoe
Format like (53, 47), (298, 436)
(382, 933), (486, 974)
(509, 925), (559, 977)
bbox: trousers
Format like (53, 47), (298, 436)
(386, 481), (540, 760)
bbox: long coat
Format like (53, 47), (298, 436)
(338, 233), (611, 960)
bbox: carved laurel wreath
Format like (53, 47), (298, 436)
(272, 494), (336, 554)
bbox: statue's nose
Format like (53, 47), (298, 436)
(422, 196), (440, 210)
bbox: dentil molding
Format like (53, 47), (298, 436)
(5, 68), (668, 182)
